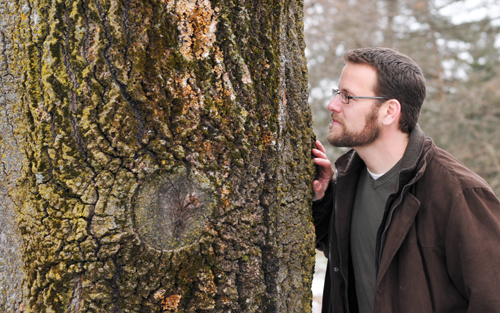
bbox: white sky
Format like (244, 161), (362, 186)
(437, 0), (500, 50)
(437, 0), (500, 26)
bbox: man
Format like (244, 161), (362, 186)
(312, 47), (500, 313)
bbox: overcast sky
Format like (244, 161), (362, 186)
(438, 0), (500, 26)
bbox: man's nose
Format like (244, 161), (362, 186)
(327, 95), (342, 113)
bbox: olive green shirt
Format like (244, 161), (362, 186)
(350, 162), (400, 313)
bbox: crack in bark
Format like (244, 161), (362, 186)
(120, 0), (132, 79)
(259, 194), (278, 312)
(235, 258), (245, 310)
(79, 1), (123, 158)
(110, 256), (122, 313)
(94, 0), (147, 145)
(0, 156), (8, 179)
(62, 1), (89, 160)
(62, 2), (80, 102)
(23, 0), (59, 189)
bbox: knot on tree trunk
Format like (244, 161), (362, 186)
(134, 167), (213, 250)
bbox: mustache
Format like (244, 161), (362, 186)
(330, 113), (343, 124)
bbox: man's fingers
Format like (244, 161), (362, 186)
(315, 140), (327, 154)
(312, 148), (328, 159)
(312, 179), (327, 201)
(314, 157), (332, 168)
(313, 180), (321, 190)
(313, 140), (332, 200)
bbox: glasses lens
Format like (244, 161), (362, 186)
(333, 89), (349, 104)
(341, 93), (348, 104)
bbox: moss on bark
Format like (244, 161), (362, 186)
(1, 0), (316, 311)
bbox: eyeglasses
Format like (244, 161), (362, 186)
(332, 88), (387, 104)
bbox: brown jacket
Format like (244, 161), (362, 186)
(313, 125), (500, 313)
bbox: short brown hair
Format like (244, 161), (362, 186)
(343, 47), (426, 133)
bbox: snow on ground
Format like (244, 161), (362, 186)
(312, 251), (327, 313)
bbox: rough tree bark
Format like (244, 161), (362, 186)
(0, 0), (315, 311)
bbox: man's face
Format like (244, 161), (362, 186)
(327, 63), (382, 148)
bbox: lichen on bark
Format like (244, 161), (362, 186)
(1, 0), (316, 311)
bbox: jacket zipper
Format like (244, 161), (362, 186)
(377, 138), (426, 269)
(333, 168), (351, 313)
(377, 173), (419, 268)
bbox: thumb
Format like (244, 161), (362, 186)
(313, 181), (320, 190)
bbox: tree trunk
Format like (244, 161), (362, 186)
(0, 0), (316, 311)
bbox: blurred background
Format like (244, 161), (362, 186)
(304, 0), (500, 311)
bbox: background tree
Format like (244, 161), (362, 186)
(0, 0), (317, 311)
(304, 0), (500, 195)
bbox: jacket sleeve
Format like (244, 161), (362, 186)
(445, 187), (500, 312)
(312, 179), (335, 258)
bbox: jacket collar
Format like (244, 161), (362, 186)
(400, 124), (425, 172)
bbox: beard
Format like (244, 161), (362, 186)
(327, 105), (380, 148)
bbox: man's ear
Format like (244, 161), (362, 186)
(381, 99), (401, 126)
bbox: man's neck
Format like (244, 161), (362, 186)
(354, 131), (409, 175)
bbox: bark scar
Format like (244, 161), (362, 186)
(165, 0), (219, 61)
(66, 274), (83, 313)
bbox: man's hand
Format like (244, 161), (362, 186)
(312, 140), (334, 200)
